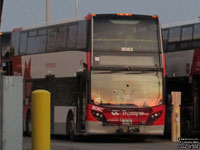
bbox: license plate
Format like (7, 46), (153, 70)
(122, 119), (132, 125)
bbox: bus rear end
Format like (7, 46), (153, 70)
(85, 14), (165, 135)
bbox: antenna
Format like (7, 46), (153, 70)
(46, 0), (50, 24)
(75, 0), (78, 17)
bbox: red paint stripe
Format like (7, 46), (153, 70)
(13, 27), (23, 32)
(162, 53), (166, 78)
(11, 56), (22, 75)
(190, 48), (200, 75)
(85, 14), (92, 20)
(87, 51), (91, 71)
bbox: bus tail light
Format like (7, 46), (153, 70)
(91, 110), (107, 123)
(146, 111), (163, 125)
(116, 13), (132, 16)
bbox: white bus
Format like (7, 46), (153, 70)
(9, 14), (165, 139)
(162, 19), (200, 136)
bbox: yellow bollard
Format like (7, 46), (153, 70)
(171, 105), (181, 142)
(171, 92), (181, 142)
(31, 90), (50, 150)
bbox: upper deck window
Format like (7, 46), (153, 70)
(11, 31), (20, 55)
(194, 23), (200, 39)
(56, 26), (67, 50)
(181, 26), (193, 41)
(93, 16), (159, 52)
(168, 27), (181, 42)
(162, 29), (168, 41)
(76, 21), (87, 49)
(29, 30), (37, 37)
(162, 29), (168, 51)
(38, 29), (47, 35)
(12, 20), (88, 56)
(19, 32), (28, 54)
(67, 24), (78, 49)
(47, 27), (57, 52)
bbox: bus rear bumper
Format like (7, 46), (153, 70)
(85, 121), (164, 135)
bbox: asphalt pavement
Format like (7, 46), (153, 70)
(23, 135), (183, 150)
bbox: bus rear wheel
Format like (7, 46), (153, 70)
(66, 113), (76, 140)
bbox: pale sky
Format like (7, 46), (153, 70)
(1, 0), (200, 32)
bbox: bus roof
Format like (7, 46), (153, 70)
(162, 18), (200, 29)
(13, 16), (85, 31)
(13, 13), (159, 32)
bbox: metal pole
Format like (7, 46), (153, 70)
(46, 0), (50, 24)
(75, 0), (78, 17)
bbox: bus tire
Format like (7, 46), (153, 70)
(66, 112), (76, 141)
(26, 111), (32, 136)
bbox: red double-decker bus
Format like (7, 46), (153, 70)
(8, 14), (165, 139)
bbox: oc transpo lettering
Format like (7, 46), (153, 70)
(91, 105), (104, 112)
(111, 111), (120, 116)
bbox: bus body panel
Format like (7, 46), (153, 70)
(85, 104), (165, 135)
(12, 51), (87, 78)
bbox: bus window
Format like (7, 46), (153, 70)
(38, 29), (47, 35)
(181, 26), (193, 41)
(56, 26), (67, 50)
(29, 30), (37, 37)
(37, 35), (47, 53)
(76, 21), (87, 49)
(180, 26), (193, 50)
(67, 24), (78, 49)
(193, 24), (200, 39)
(27, 30), (47, 54)
(162, 29), (168, 52)
(193, 24), (200, 48)
(27, 30), (37, 54)
(27, 35), (37, 54)
(19, 32), (28, 54)
(93, 18), (159, 52)
(11, 31), (20, 55)
(168, 27), (181, 42)
(47, 27), (57, 52)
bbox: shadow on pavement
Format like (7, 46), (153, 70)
(51, 134), (170, 143)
